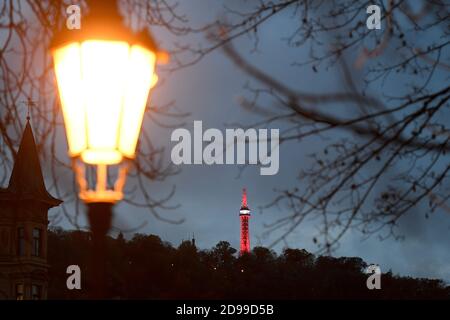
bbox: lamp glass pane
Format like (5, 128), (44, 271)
(80, 40), (130, 164)
(53, 40), (156, 165)
(119, 45), (156, 158)
(53, 43), (86, 157)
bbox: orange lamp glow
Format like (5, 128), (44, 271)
(50, 1), (167, 203)
(52, 41), (157, 165)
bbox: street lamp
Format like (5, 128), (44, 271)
(50, 0), (167, 298)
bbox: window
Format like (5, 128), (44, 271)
(17, 227), (25, 256)
(32, 228), (41, 257)
(31, 285), (41, 300)
(16, 284), (24, 300)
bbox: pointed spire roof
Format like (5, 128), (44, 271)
(0, 121), (62, 207)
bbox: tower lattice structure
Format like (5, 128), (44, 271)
(239, 188), (251, 254)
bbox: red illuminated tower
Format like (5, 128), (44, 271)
(239, 188), (251, 255)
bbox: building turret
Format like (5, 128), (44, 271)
(0, 120), (62, 299)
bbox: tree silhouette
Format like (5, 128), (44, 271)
(208, 0), (450, 251)
(47, 229), (450, 299)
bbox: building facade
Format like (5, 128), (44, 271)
(0, 121), (61, 300)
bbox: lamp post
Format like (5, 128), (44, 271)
(50, 0), (167, 298)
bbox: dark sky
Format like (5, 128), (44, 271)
(4, 1), (450, 283)
(99, 1), (450, 282)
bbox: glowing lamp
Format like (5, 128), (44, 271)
(51, 1), (167, 203)
(53, 41), (157, 165)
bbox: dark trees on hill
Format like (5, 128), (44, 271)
(47, 228), (449, 300)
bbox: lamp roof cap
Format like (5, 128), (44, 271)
(50, 0), (161, 56)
